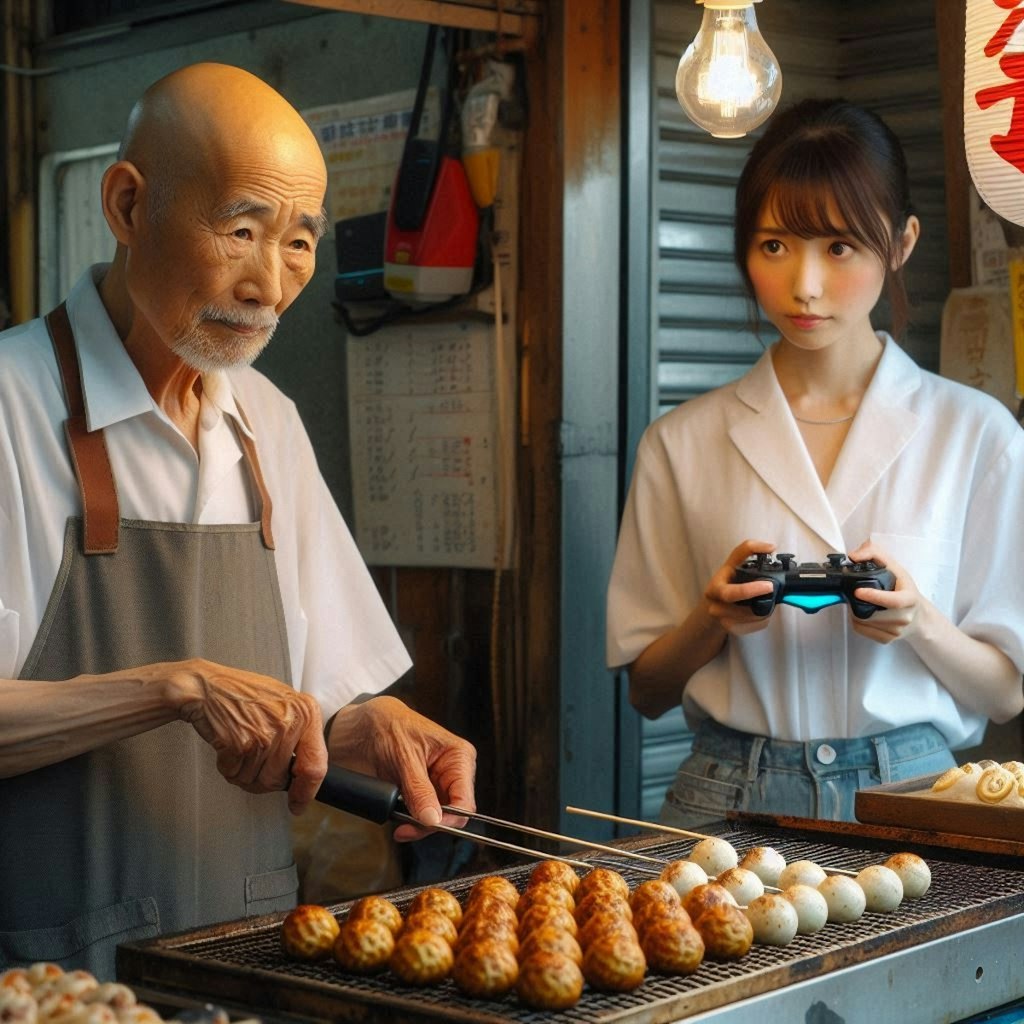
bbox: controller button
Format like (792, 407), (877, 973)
(826, 553), (844, 568)
(815, 744), (837, 766)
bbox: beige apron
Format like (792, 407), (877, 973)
(0, 305), (297, 978)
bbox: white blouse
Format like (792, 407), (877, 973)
(607, 335), (1024, 747)
(0, 266), (411, 715)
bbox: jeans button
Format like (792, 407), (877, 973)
(816, 743), (837, 765)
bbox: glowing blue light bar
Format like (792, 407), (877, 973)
(781, 593), (844, 613)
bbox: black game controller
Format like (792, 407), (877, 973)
(731, 552), (896, 619)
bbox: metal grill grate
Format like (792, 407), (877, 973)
(122, 826), (1024, 1024)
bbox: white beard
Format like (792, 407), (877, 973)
(171, 309), (278, 372)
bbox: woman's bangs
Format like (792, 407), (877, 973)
(765, 176), (858, 242)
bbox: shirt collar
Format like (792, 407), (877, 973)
(64, 264), (255, 441)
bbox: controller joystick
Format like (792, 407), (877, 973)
(731, 552), (896, 619)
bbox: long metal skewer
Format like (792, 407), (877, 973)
(565, 805), (858, 877)
(392, 811), (594, 870)
(442, 803), (667, 867)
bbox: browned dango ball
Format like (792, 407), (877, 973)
(518, 924), (584, 966)
(466, 875), (520, 910)
(682, 883), (736, 922)
(346, 895), (403, 937)
(581, 932), (647, 993)
(575, 890), (633, 928)
(389, 928), (454, 985)
(517, 904), (578, 941)
(629, 879), (683, 915)
(455, 915), (520, 956)
(407, 887), (463, 928)
(462, 894), (518, 933)
(516, 951), (584, 1011)
(402, 909), (459, 946)
(578, 910), (639, 951)
(516, 881), (575, 919)
(333, 919), (395, 973)
(694, 903), (753, 961)
(577, 867), (630, 902)
(633, 901), (690, 946)
(527, 860), (581, 897)
(280, 904), (340, 961)
(452, 939), (520, 999)
(641, 918), (705, 975)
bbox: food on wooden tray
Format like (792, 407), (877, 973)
(452, 938), (520, 999)
(407, 887), (463, 927)
(693, 903), (754, 959)
(640, 917), (705, 974)
(778, 859), (827, 890)
(516, 951), (585, 1010)
(576, 866), (630, 902)
(528, 860), (581, 896)
(855, 865), (904, 913)
(682, 882), (737, 920)
(333, 918), (395, 973)
(884, 852), (932, 899)
(715, 867), (765, 906)
(781, 883), (829, 935)
(738, 845), (787, 887)
(389, 928), (454, 985)
(818, 875), (866, 923)
(660, 858), (709, 898)
(744, 894), (799, 946)
(688, 836), (739, 877)
(923, 760), (1024, 808)
(0, 966), (216, 1024)
(280, 903), (341, 961)
(580, 932), (647, 992)
(346, 894), (403, 936)
(518, 923), (584, 965)
(467, 874), (520, 909)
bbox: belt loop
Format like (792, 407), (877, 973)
(746, 736), (765, 782)
(872, 735), (891, 782)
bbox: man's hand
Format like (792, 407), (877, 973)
(173, 658), (327, 814)
(326, 695), (477, 841)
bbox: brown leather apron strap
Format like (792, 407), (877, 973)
(45, 303), (120, 554)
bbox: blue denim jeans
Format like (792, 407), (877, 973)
(661, 719), (956, 829)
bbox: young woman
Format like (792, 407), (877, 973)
(606, 98), (1024, 827)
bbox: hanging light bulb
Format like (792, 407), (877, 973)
(675, 1), (782, 139)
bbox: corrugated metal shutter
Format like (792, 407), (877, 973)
(637, 0), (949, 820)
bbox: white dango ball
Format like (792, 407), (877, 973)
(744, 893), (799, 947)
(660, 858), (709, 899)
(778, 859), (827, 890)
(738, 846), (787, 887)
(715, 867), (765, 907)
(818, 875), (866, 924)
(782, 884), (829, 935)
(855, 865), (903, 913)
(883, 853), (932, 900)
(689, 837), (738, 878)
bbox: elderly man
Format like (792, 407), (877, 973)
(0, 63), (475, 976)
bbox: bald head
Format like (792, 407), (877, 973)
(119, 63), (326, 209)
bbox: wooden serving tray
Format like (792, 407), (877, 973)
(855, 773), (1023, 844)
